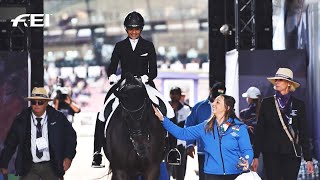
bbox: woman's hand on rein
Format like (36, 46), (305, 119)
(152, 105), (164, 121)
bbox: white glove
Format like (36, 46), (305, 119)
(141, 75), (149, 84)
(109, 74), (119, 84)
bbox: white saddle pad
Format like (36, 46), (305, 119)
(98, 84), (174, 137)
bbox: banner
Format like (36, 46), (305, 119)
(238, 49), (307, 111)
(0, 51), (29, 174)
(307, 2), (320, 161)
(225, 49), (239, 116)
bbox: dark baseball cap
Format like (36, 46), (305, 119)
(209, 81), (226, 102)
(170, 87), (182, 95)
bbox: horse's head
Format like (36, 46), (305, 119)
(117, 73), (147, 112)
(116, 73), (151, 157)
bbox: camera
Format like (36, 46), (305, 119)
(55, 87), (69, 101)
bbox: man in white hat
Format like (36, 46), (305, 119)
(240, 86), (261, 125)
(0, 87), (77, 180)
(240, 86), (264, 178)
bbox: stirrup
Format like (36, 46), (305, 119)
(91, 152), (105, 168)
(166, 148), (181, 166)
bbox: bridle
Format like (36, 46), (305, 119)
(126, 99), (151, 157)
(121, 97), (147, 114)
(118, 83), (151, 157)
(119, 83), (148, 122)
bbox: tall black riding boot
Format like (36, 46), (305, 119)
(92, 113), (106, 167)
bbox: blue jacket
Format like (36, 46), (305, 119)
(185, 99), (211, 153)
(163, 117), (253, 175)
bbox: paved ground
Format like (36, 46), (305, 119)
(63, 121), (199, 180)
(63, 113), (320, 180)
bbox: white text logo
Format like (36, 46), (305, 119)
(11, 14), (51, 27)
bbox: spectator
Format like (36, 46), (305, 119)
(240, 86), (266, 178)
(240, 86), (261, 143)
(53, 87), (81, 123)
(0, 87), (77, 179)
(252, 67), (314, 179)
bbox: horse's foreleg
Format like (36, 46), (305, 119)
(143, 164), (160, 180)
(111, 170), (130, 180)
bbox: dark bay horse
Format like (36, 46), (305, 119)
(104, 73), (166, 180)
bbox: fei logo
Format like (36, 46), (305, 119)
(11, 14), (51, 27)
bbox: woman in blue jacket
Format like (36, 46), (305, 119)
(153, 94), (253, 180)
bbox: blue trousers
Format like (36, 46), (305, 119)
(137, 162), (169, 180)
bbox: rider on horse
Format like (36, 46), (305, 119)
(92, 11), (174, 167)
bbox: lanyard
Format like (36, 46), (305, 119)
(274, 96), (301, 157)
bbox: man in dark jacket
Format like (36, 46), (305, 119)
(0, 87), (77, 179)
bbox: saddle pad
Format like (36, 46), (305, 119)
(100, 84), (175, 137)
(145, 85), (175, 118)
(98, 93), (116, 122)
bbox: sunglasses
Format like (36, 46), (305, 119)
(31, 100), (45, 106)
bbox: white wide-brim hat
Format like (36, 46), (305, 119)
(267, 68), (300, 89)
(24, 87), (53, 101)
